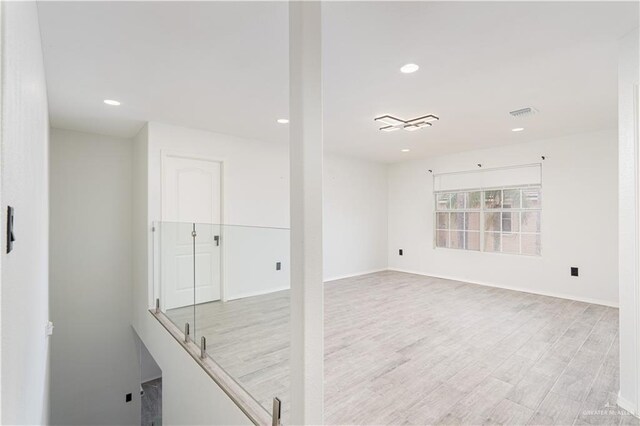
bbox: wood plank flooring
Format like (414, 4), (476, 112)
(167, 271), (636, 425)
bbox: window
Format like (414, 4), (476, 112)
(435, 191), (481, 251)
(435, 186), (541, 256)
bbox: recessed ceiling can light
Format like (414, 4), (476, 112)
(277, 118), (289, 124)
(512, 127), (524, 132)
(400, 63), (419, 74)
(401, 149), (410, 152)
(103, 99), (121, 106)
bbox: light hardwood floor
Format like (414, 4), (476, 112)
(167, 271), (636, 425)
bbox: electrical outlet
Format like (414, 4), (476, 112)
(125, 393), (132, 403)
(399, 249), (403, 256)
(276, 262), (281, 271)
(571, 267), (579, 277)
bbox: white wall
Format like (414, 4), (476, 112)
(388, 129), (618, 307)
(222, 225), (290, 300)
(1, 2), (51, 424)
(131, 124), (253, 425)
(49, 128), (140, 425)
(617, 27), (639, 415)
(147, 122), (291, 301)
(148, 122), (290, 229)
(138, 338), (162, 383)
(323, 154), (388, 280)
(147, 122), (389, 296)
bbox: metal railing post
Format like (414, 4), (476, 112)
(184, 323), (190, 343)
(155, 298), (160, 314)
(200, 336), (207, 359)
(272, 397), (281, 426)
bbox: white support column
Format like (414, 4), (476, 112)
(618, 27), (640, 417)
(289, 1), (324, 425)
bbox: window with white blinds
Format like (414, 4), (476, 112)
(435, 186), (542, 256)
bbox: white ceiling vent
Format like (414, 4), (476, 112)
(509, 107), (539, 118)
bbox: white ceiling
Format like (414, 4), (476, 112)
(37, 1), (638, 163)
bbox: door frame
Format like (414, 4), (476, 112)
(160, 149), (228, 305)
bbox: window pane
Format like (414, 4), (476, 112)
(436, 212), (449, 230)
(451, 192), (466, 210)
(521, 234), (541, 256)
(521, 211), (541, 233)
(465, 212), (480, 231)
(450, 230), (464, 249)
(484, 190), (502, 209)
(436, 193), (451, 210)
(450, 212), (465, 230)
(436, 230), (449, 247)
(468, 191), (481, 209)
(503, 189), (521, 209)
(466, 231), (480, 251)
(502, 233), (520, 254)
(522, 188), (541, 209)
(485, 212), (501, 232)
(502, 212), (520, 233)
(485, 232), (501, 252)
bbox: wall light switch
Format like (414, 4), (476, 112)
(399, 249), (403, 256)
(6, 206), (15, 254)
(571, 267), (579, 277)
(276, 262), (281, 271)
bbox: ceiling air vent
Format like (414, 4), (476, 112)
(509, 107), (538, 118)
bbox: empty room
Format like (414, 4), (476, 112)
(2, 1), (640, 425)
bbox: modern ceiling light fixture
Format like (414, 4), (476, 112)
(277, 118), (289, 124)
(400, 63), (419, 74)
(509, 107), (538, 118)
(374, 114), (439, 132)
(103, 99), (121, 106)
(512, 127), (524, 132)
(401, 149), (411, 152)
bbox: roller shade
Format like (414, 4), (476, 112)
(433, 164), (542, 192)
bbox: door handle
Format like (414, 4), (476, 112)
(214, 235), (220, 246)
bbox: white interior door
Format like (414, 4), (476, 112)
(161, 154), (222, 309)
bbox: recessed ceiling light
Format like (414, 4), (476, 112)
(401, 149), (410, 152)
(277, 118), (289, 124)
(103, 99), (121, 106)
(400, 63), (419, 74)
(512, 127), (524, 132)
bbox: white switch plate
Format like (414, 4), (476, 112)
(46, 321), (54, 337)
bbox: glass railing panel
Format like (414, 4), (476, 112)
(156, 221), (195, 338)
(193, 223), (291, 423)
(189, 222), (222, 345)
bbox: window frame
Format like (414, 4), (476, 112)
(433, 184), (542, 257)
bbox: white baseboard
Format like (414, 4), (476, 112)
(387, 268), (619, 308)
(226, 286), (290, 301)
(224, 268), (617, 308)
(224, 269), (387, 300)
(324, 268), (389, 283)
(618, 393), (638, 417)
